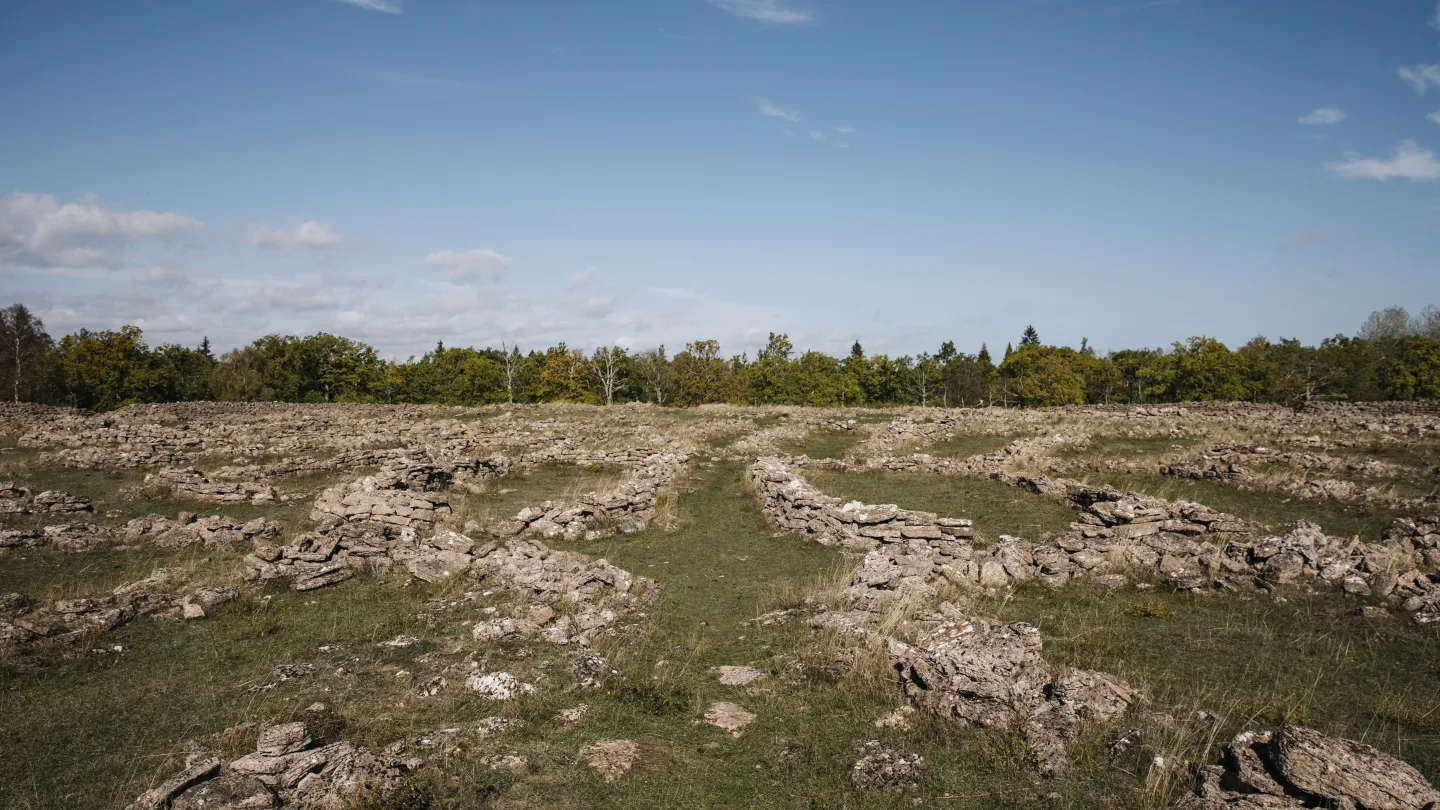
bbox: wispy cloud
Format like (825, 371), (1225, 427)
(1324, 140), (1440, 182)
(1398, 64), (1440, 95)
(332, 0), (402, 13)
(346, 66), (463, 96)
(1429, 111), (1440, 126)
(1431, 2), (1440, 30)
(567, 266), (595, 290)
(1298, 107), (1347, 126)
(758, 99), (801, 123)
(246, 221), (344, 251)
(422, 249), (514, 282)
(807, 129), (826, 140)
(709, 0), (812, 24)
(834, 125), (856, 134)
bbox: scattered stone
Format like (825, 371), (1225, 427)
(713, 665), (767, 686)
(556, 704), (590, 730)
(701, 701), (756, 738)
(581, 739), (640, 784)
(850, 740), (924, 791)
(874, 706), (916, 731)
(465, 672), (535, 700)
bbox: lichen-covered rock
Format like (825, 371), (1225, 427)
(850, 740), (924, 791)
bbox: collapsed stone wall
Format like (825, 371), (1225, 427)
(466, 536), (660, 646)
(886, 611), (1135, 776)
(748, 457), (1137, 775)
(1161, 442), (1439, 513)
(1, 568), (237, 652)
(124, 717), (420, 810)
(144, 467), (281, 505)
(0, 482), (92, 514)
(495, 452), (688, 542)
(752, 458), (1440, 624)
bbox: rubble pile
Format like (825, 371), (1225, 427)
(1, 522), (113, 551)
(126, 719), (421, 810)
(886, 612), (1135, 775)
(468, 537), (659, 646)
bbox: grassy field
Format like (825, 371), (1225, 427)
(779, 428), (866, 460)
(979, 581), (1440, 786)
(3, 413), (1438, 810)
(1054, 435), (1196, 462)
(452, 463), (626, 528)
(922, 433), (1021, 460)
(809, 469), (1081, 543)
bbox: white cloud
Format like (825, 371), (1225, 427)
(1429, 111), (1440, 126)
(582, 297), (615, 318)
(834, 125), (856, 134)
(758, 99), (801, 123)
(567, 266), (595, 289)
(1298, 107), (1347, 126)
(246, 220), (344, 251)
(1431, 2), (1440, 30)
(0, 191), (204, 270)
(709, 0), (812, 24)
(1398, 64), (1440, 95)
(1324, 140), (1440, 182)
(422, 249), (514, 282)
(807, 129), (826, 140)
(332, 0), (401, 13)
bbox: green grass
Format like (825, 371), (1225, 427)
(1332, 437), (1440, 474)
(778, 429), (865, 460)
(4, 434), (1436, 810)
(0, 546), (242, 603)
(452, 463), (625, 527)
(1055, 435), (1196, 460)
(924, 433), (1022, 460)
(808, 470), (1081, 543)
(1086, 473), (1405, 541)
(979, 581), (1440, 784)
(0, 574), (489, 810)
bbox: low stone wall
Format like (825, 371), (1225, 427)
(751, 457), (1440, 623)
(495, 452), (689, 542)
(0, 482), (92, 515)
(1, 568), (237, 651)
(747, 456), (974, 553)
(146, 467), (280, 505)
(123, 513), (281, 551)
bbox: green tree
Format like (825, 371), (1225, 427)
(671, 340), (737, 405)
(1164, 336), (1246, 401)
(57, 326), (168, 410)
(1019, 326), (1040, 347)
(0, 303), (56, 403)
(997, 345), (1086, 406)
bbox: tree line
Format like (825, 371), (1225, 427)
(1, 302), (1437, 411)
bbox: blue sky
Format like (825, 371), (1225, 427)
(2, 0), (1439, 360)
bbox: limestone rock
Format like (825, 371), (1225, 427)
(850, 740), (924, 791)
(701, 701), (756, 738)
(581, 739), (639, 784)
